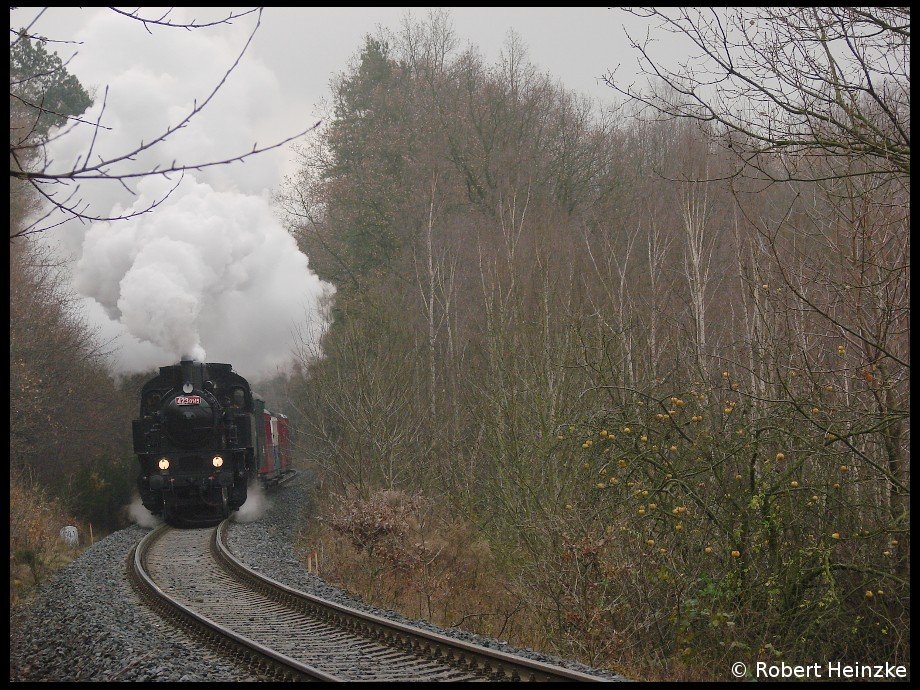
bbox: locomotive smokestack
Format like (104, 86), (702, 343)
(179, 358), (203, 391)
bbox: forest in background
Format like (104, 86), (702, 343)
(10, 33), (144, 604)
(9, 8), (908, 679)
(280, 10), (909, 679)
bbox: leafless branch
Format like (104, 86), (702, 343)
(10, 7), (322, 237)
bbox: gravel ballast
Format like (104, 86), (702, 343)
(10, 471), (625, 681)
(9, 525), (262, 682)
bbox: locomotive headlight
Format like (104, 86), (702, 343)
(158, 458), (170, 471)
(212, 455), (224, 468)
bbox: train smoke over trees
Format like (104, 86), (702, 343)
(15, 8), (332, 381)
(71, 175), (332, 380)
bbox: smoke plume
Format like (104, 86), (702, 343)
(72, 177), (331, 380)
(35, 8), (332, 381)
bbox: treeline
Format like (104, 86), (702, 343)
(10, 36), (140, 601)
(282, 12), (909, 678)
(9, 225), (142, 603)
(10, 239), (138, 529)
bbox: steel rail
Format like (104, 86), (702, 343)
(132, 525), (342, 682)
(215, 519), (607, 682)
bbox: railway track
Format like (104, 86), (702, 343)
(131, 520), (607, 682)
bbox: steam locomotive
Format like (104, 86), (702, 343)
(132, 359), (293, 526)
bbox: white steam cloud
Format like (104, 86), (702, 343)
(126, 494), (163, 529)
(33, 8), (332, 381)
(73, 177), (331, 380)
(233, 480), (271, 523)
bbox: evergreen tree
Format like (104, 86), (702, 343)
(10, 33), (93, 142)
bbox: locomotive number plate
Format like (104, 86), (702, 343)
(176, 396), (201, 405)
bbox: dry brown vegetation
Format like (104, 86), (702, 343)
(10, 470), (87, 607)
(10, 235), (139, 531)
(303, 489), (530, 643)
(9, 236), (138, 614)
(284, 10), (909, 679)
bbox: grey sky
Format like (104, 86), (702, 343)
(11, 8), (664, 169)
(249, 7), (645, 113)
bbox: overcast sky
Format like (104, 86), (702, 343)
(11, 7), (667, 177)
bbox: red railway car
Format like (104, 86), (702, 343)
(254, 397), (294, 483)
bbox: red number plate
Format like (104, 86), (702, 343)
(176, 396), (201, 405)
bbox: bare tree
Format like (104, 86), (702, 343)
(678, 155), (714, 378)
(412, 172), (446, 420)
(9, 7), (320, 239)
(644, 218), (672, 380)
(606, 7), (910, 182)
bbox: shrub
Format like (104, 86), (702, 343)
(10, 470), (85, 606)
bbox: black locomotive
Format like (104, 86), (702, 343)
(132, 359), (258, 526)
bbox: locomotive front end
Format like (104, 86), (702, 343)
(132, 360), (256, 525)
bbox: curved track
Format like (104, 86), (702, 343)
(131, 521), (606, 682)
